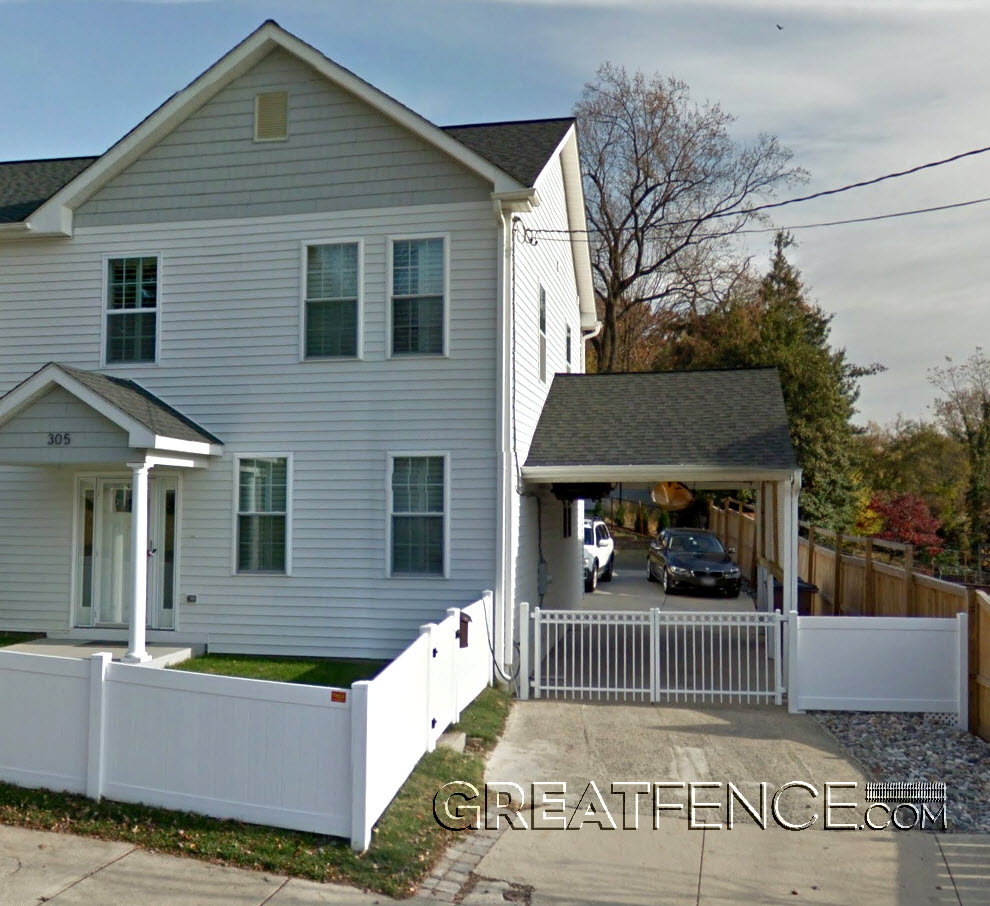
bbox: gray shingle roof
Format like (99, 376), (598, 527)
(442, 118), (573, 188)
(525, 369), (797, 471)
(0, 117), (570, 221)
(0, 157), (97, 223)
(51, 364), (222, 445)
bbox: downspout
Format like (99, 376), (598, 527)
(494, 203), (514, 677)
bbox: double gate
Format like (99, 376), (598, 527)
(518, 605), (786, 705)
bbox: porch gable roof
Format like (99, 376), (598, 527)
(0, 363), (223, 456)
(523, 368), (798, 485)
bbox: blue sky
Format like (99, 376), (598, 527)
(3, 0), (989, 426)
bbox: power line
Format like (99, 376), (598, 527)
(524, 194), (990, 241)
(526, 142), (990, 239)
(736, 195), (990, 234)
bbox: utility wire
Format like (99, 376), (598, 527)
(526, 142), (990, 239)
(524, 194), (990, 242)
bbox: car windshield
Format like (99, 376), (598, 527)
(668, 533), (725, 555)
(584, 526), (594, 545)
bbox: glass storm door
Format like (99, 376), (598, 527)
(74, 476), (177, 629)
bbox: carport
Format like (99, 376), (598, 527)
(517, 368), (802, 704)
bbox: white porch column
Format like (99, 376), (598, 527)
(124, 461), (152, 664)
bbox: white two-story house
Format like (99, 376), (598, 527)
(0, 21), (596, 670)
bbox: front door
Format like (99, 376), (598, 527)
(74, 475), (178, 629)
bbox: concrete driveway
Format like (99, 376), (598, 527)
(471, 701), (990, 905)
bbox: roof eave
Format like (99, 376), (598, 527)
(522, 465), (801, 484)
(27, 22), (528, 236)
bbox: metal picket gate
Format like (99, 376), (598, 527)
(518, 605), (785, 705)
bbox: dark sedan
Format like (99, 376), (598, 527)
(647, 528), (742, 597)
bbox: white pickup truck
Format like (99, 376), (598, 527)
(583, 517), (615, 592)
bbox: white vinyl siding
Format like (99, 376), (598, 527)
(388, 454), (448, 577)
(236, 455), (290, 574)
(0, 201), (497, 657)
(390, 237), (446, 357)
(304, 241), (360, 359)
(104, 256), (159, 365)
(509, 153), (583, 613)
(76, 50), (489, 228)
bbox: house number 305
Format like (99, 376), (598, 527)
(47, 433), (71, 446)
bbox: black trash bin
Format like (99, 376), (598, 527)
(772, 578), (818, 615)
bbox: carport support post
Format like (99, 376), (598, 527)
(517, 601), (530, 700)
(782, 472), (802, 713)
(124, 461), (152, 664)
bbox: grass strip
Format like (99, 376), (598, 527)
(0, 684), (512, 898)
(169, 653), (388, 688)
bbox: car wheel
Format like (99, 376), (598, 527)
(601, 554), (614, 582)
(647, 559), (657, 582)
(585, 561), (598, 593)
(661, 568), (675, 595)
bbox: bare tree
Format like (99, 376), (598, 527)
(930, 348), (990, 551)
(575, 63), (806, 373)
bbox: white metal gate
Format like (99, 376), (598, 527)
(520, 605), (785, 705)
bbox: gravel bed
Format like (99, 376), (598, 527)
(812, 711), (990, 833)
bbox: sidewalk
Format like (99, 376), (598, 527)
(0, 824), (393, 906)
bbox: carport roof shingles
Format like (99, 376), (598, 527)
(525, 369), (798, 471)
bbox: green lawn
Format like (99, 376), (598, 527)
(170, 653), (388, 688)
(0, 683), (512, 897)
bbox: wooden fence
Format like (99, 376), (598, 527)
(710, 500), (990, 742)
(708, 499), (758, 582)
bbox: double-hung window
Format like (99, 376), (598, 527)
(391, 238), (445, 356)
(538, 285), (547, 383)
(304, 242), (359, 358)
(236, 456), (290, 574)
(105, 256), (158, 364)
(389, 454), (446, 576)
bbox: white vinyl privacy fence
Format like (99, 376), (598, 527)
(790, 612), (969, 728)
(0, 593), (493, 851)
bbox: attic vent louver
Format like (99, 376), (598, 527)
(254, 91), (288, 141)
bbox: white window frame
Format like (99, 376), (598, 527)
(101, 253), (163, 367)
(299, 238), (364, 362)
(539, 284), (548, 384)
(231, 453), (294, 576)
(386, 234), (450, 359)
(566, 323), (573, 373)
(385, 451), (450, 579)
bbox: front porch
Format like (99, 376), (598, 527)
(0, 363), (223, 664)
(0, 637), (203, 667)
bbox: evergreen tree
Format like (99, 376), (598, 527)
(656, 232), (881, 528)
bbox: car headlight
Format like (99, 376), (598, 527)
(725, 567), (740, 578)
(669, 565), (693, 577)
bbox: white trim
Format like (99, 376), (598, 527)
(231, 452), (294, 577)
(386, 233), (450, 360)
(385, 451), (450, 580)
(100, 252), (163, 368)
(25, 22), (525, 237)
(521, 465), (802, 484)
(0, 364), (221, 459)
(299, 237), (364, 362)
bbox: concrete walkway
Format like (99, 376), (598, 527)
(0, 824), (392, 906)
(471, 701), (990, 905)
